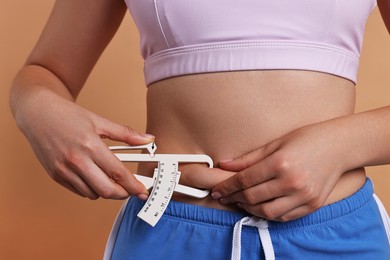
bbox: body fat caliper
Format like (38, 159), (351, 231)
(110, 142), (213, 227)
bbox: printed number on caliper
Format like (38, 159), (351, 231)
(110, 142), (213, 227)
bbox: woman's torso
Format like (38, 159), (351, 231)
(138, 70), (366, 211)
(128, 0), (373, 212)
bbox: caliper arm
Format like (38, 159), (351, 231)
(109, 142), (214, 226)
(110, 144), (212, 198)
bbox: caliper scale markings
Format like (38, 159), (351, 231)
(110, 142), (213, 227)
(138, 162), (180, 226)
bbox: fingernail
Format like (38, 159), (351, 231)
(137, 193), (149, 201)
(219, 159), (234, 164)
(211, 192), (222, 200)
(141, 133), (155, 139)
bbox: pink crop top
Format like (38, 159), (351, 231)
(124, 0), (376, 86)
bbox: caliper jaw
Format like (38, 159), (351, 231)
(109, 142), (157, 157)
(109, 142), (213, 226)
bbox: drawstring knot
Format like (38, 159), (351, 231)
(231, 216), (275, 260)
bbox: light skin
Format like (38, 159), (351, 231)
(10, 0), (151, 200)
(211, 0), (390, 221)
(141, 70), (365, 215)
(211, 109), (390, 221)
(9, 0), (390, 223)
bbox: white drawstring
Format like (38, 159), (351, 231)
(374, 194), (390, 245)
(231, 216), (275, 260)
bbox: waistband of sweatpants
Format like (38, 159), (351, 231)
(129, 178), (374, 230)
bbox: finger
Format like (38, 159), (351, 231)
(93, 146), (149, 197)
(212, 157), (275, 199)
(239, 195), (309, 221)
(51, 164), (99, 199)
(71, 158), (131, 200)
(272, 195), (325, 222)
(62, 173), (99, 199)
(94, 116), (155, 145)
(56, 179), (87, 198)
(218, 143), (276, 172)
(218, 179), (284, 205)
(274, 206), (315, 222)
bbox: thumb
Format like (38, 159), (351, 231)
(94, 116), (155, 145)
(219, 144), (274, 172)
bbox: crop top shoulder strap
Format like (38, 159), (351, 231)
(124, 0), (377, 86)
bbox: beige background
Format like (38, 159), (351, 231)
(1, 2), (390, 259)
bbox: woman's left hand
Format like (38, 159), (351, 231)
(211, 121), (350, 222)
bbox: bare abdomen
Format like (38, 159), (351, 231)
(138, 70), (366, 210)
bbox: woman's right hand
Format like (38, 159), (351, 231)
(9, 0), (152, 200)
(10, 0), (154, 199)
(16, 89), (153, 200)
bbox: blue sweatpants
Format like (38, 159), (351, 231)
(105, 178), (390, 259)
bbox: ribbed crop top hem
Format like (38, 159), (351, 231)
(144, 40), (359, 86)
